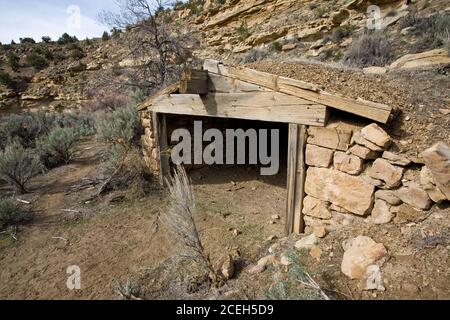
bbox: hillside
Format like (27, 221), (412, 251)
(1, 0), (449, 113)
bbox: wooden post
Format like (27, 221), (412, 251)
(153, 112), (170, 186)
(285, 124), (307, 235)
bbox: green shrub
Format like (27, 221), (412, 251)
(237, 21), (251, 41)
(410, 12), (450, 53)
(332, 24), (357, 43)
(344, 31), (393, 67)
(57, 112), (96, 136)
(20, 37), (35, 44)
(41, 36), (52, 43)
(36, 127), (79, 167)
(0, 70), (12, 86)
(57, 33), (78, 45)
(70, 48), (85, 60)
(26, 52), (48, 70)
(129, 89), (147, 105)
(0, 113), (42, 150)
(102, 31), (111, 41)
(6, 52), (20, 71)
(270, 41), (283, 52)
(0, 197), (32, 229)
(97, 106), (141, 145)
(0, 142), (43, 193)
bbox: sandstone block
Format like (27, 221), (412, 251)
(334, 151), (364, 175)
(305, 167), (375, 216)
(305, 144), (334, 168)
(367, 158), (404, 188)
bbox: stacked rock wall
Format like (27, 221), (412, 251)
(139, 110), (160, 175)
(303, 122), (449, 233)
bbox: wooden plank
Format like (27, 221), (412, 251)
(208, 73), (272, 93)
(203, 59), (392, 123)
(285, 124), (299, 235)
(150, 93), (328, 126)
(293, 125), (307, 234)
(153, 112), (170, 186)
(138, 83), (179, 111)
(181, 69), (208, 81)
(180, 79), (208, 94)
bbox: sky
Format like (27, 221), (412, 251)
(0, 0), (119, 43)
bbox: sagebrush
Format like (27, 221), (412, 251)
(0, 197), (32, 229)
(37, 127), (79, 167)
(0, 142), (43, 193)
(344, 31), (393, 67)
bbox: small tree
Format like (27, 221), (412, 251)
(0, 70), (12, 87)
(20, 37), (36, 44)
(57, 33), (77, 45)
(102, 31), (111, 41)
(6, 52), (20, 71)
(26, 52), (48, 70)
(41, 36), (52, 43)
(99, 0), (196, 90)
(0, 142), (43, 193)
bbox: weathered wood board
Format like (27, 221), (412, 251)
(203, 59), (392, 123)
(150, 93), (328, 126)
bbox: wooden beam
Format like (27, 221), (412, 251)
(180, 79), (208, 94)
(150, 93), (328, 126)
(208, 73), (272, 93)
(203, 59), (392, 123)
(286, 124), (307, 235)
(153, 112), (170, 186)
(182, 69), (208, 81)
(286, 124), (299, 235)
(293, 125), (307, 234)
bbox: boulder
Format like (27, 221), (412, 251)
(305, 167), (375, 216)
(367, 158), (404, 188)
(370, 199), (393, 224)
(393, 204), (430, 224)
(307, 127), (352, 151)
(361, 124), (391, 149)
(375, 190), (402, 205)
(352, 131), (384, 152)
(221, 255), (235, 280)
(421, 142), (450, 200)
(420, 166), (447, 203)
(390, 48), (450, 70)
(282, 43), (296, 51)
(305, 144), (334, 168)
(333, 151), (364, 175)
(313, 225), (327, 238)
(382, 151), (411, 166)
(396, 181), (432, 210)
(349, 144), (379, 160)
(302, 196), (332, 219)
(295, 233), (318, 250)
(341, 236), (388, 279)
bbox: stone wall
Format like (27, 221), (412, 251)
(303, 121), (449, 234)
(139, 110), (160, 175)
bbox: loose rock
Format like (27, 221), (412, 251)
(361, 124), (391, 148)
(341, 236), (388, 279)
(396, 181), (432, 210)
(367, 158), (404, 188)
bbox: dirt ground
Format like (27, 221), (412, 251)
(0, 138), (286, 299)
(1, 136), (449, 300)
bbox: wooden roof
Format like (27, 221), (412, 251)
(139, 59), (393, 125)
